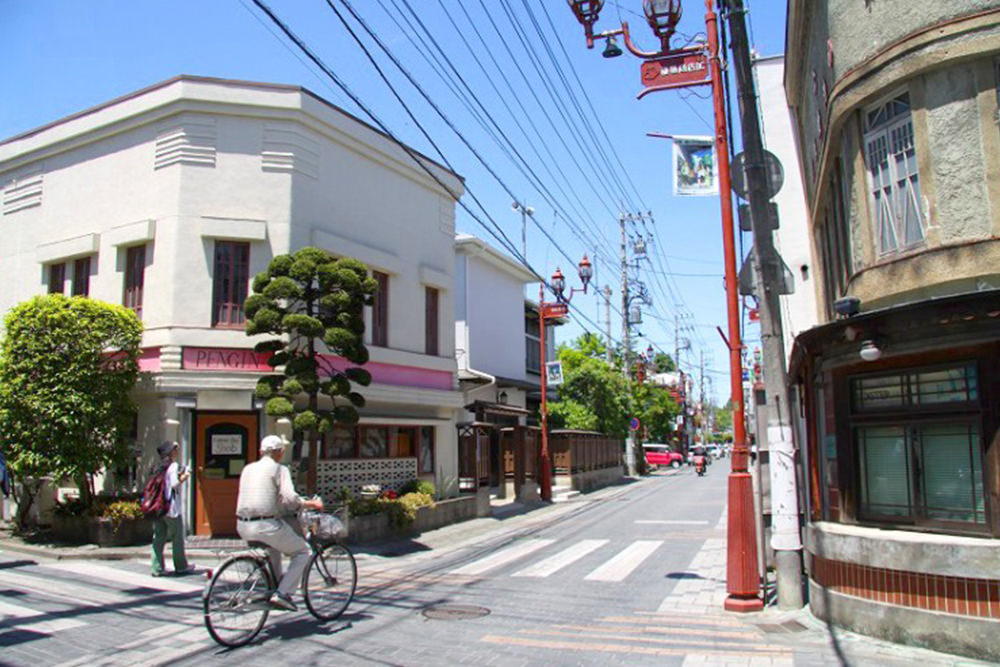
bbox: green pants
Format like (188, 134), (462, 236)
(151, 515), (189, 575)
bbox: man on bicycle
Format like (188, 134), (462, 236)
(235, 435), (323, 611)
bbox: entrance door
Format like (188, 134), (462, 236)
(194, 412), (259, 537)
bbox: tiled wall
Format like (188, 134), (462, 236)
(811, 554), (1000, 618)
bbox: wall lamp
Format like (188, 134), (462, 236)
(859, 339), (883, 362)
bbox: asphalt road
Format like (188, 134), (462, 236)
(0, 465), (986, 666)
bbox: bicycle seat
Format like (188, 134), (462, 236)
(246, 541), (271, 550)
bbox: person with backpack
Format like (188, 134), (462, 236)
(149, 441), (194, 577)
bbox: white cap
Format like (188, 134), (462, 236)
(260, 435), (288, 452)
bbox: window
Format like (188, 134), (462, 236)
(863, 92), (924, 256)
(212, 241), (250, 327)
(123, 245), (146, 317)
(319, 424), (428, 464)
(48, 262), (65, 294)
(821, 153), (854, 317)
(526, 314), (541, 374)
(420, 426), (435, 474)
(425, 286), (439, 356)
(851, 362), (985, 530)
(372, 271), (389, 347)
(72, 257), (91, 297)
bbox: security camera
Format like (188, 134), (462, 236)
(834, 295), (861, 318)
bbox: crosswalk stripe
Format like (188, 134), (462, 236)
(584, 540), (662, 582)
(511, 540), (608, 578)
(634, 520), (708, 525)
(0, 599), (88, 634)
(450, 539), (556, 576)
(2, 570), (131, 606)
(48, 561), (204, 594)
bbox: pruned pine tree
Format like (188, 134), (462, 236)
(244, 247), (377, 492)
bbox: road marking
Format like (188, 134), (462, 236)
(584, 540), (662, 582)
(48, 561), (205, 594)
(511, 540), (608, 578)
(0, 599), (88, 634)
(450, 539), (556, 576)
(634, 520), (709, 525)
(2, 570), (132, 606)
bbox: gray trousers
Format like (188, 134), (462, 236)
(237, 517), (311, 596)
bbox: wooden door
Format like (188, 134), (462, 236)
(194, 412), (258, 537)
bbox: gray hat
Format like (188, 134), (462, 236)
(157, 441), (178, 458)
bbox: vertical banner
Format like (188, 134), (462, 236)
(673, 136), (718, 196)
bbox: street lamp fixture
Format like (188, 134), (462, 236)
(566, 0), (764, 613)
(567, 0), (605, 48)
(537, 253), (591, 502)
(642, 0), (683, 53)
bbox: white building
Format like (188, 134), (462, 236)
(0, 76), (465, 536)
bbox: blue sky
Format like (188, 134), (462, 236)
(1, 0), (788, 401)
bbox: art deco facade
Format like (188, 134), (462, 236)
(0, 76), (465, 536)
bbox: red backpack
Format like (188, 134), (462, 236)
(140, 464), (171, 517)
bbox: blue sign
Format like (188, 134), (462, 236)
(629, 417), (640, 431)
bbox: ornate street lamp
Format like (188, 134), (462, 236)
(566, 0), (764, 613)
(567, 0), (605, 48)
(642, 0), (683, 53)
(537, 254), (591, 501)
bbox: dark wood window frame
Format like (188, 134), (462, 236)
(123, 245), (146, 318)
(372, 271), (389, 347)
(425, 285), (439, 356)
(72, 256), (91, 297)
(319, 423), (434, 473)
(48, 262), (66, 294)
(211, 241), (250, 327)
(848, 361), (988, 534)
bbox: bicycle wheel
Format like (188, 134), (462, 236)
(303, 542), (357, 621)
(203, 555), (273, 647)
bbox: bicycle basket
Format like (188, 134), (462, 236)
(301, 510), (345, 541)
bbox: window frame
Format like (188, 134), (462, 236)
(122, 244), (146, 318)
(48, 262), (66, 295)
(425, 285), (439, 357)
(372, 271), (389, 347)
(862, 90), (925, 257)
(72, 256), (91, 297)
(211, 240), (250, 328)
(849, 361), (988, 533)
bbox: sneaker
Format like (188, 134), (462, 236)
(175, 565), (199, 576)
(269, 592), (297, 612)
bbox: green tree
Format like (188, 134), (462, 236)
(634, 384), (680, 444)
(650, 352), (676, 374)
(244, 247), (376, 491)
(0, 295), (142, 528)
(546, 334), (628, 436)
(714, 400), (733, 433)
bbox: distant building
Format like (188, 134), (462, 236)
(785, 3), (1000, 660)
(0, 76), (465, 536)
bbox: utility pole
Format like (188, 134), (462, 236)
(604, 285), (613, 364)
(512, 201), (534, 260)
(620, 213), (636, 476)
(724, 0), (803, 608)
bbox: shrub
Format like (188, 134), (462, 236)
(400, 479), (435, 497)
(347, 491), (435, 528)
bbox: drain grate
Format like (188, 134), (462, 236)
(422, 604), (491, 621)
(757, 620), (808, 634)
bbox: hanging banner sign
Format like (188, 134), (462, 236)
(545, 361), (564, 386)
(673, 136), (718, 197)
(638, 50), (710, 98)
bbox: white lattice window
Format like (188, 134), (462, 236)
(864, 92), (924, 256)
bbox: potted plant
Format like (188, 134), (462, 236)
(91, 499), (149, 547)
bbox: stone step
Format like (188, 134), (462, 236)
(552, 486), (580, 503)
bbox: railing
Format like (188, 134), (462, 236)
(550, 430), (621, 476)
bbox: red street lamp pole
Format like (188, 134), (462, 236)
(538, 258), (592, 502)
(567, 0), (762, 612)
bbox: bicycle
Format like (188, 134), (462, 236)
(203, 509), (357, 648)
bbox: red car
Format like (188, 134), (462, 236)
(643, 444), (684, 469)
